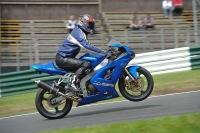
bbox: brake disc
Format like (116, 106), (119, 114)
(125, 77), (144, 92)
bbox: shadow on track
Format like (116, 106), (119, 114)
(65, 105), (161, 118)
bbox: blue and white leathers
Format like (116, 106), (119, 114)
(31, 41), (141, 106)
(57, 26), (106, 58)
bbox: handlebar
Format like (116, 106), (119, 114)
(107, 46), (125, 59)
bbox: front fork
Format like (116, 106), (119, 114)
(124, 68), (135, 81)
(124, 65), (141, 84)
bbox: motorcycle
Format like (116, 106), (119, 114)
(31, 40), (154, 119)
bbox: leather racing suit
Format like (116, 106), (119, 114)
(56, 26), (106, 79)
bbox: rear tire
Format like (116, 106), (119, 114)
(35, 88), (72, 119)
(118, 67), (154, 101)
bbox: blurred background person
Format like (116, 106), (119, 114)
(173, 0), (183, 16)
(143, 13), (155, 29)
(162, 0), (173, 17)
(66, 15), (77, 33)
(128, 12), (143, 30)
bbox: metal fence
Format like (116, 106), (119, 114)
(111, 25), (200, 53)
(1, 25), (199, 74)
(128, 28), (192, 49)
(0, 39), (57, 73)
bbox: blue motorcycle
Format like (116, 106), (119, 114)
(31, 40), (154, 119)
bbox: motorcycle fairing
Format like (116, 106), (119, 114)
(77, 50), (131, 106)
(31, 62), (67, 75)
(79, 53), (105, 68)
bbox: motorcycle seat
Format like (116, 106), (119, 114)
(31, 62), (68, 75)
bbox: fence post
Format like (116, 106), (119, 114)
(0, 4), (1, 61)
(192, 0), (199, 45)
(142, 30), (147, 52)
(186, 25), (191, 47)
(30, 20), (35, 65)
(174, 23), (179, 48)
(34, 39), (39, 64)
(16, 41), (20, 71)
(160, 28), (165, 50)
(0, 42), (1, 74)
(29, 40), (33, 67)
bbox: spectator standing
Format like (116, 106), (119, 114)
(162, 0), (173, 17)
(143, 13), (155, 29)
(66, 15), (77, 33)
(173, 0), (183, 16)
(129, 12), (143, 30)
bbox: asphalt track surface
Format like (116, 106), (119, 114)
(0, 91), (200, 133)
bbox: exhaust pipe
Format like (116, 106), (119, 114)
(35, 80), (59, 95)
(35, 80), (80, 102)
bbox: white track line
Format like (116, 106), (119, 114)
(0, 90), (200, 120)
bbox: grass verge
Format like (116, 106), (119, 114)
(41, 112), (200, 133)
(1, 69), (200, 118)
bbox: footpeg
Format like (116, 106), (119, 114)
(70, 84), (82, 92)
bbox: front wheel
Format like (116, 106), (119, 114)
(35, 88), (73, 119)
(118, 67), (154, 101)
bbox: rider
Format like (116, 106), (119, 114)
(55, 14), (106, 92)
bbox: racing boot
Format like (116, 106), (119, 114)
(69, 74), (81, 93)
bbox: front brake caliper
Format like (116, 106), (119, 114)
(125, 79), (132, 90)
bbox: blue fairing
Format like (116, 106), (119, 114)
(126, 65), (141, 79)
(79, 53), (105, 68)
(31, 62), (67, 75)
(77, 57), (131, 106)
(77, 44), (133, 106)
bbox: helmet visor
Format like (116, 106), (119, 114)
(88, 22), (95, 31)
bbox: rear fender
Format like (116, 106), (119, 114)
(126, 65), (141, 79)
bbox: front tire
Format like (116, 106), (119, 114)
(35, 88), (73, 119)
(118, 67), (154, 101)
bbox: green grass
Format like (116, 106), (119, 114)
(0, 92), (36, 117)
(151, 69), (200, 95)
(1, 69), (200, 118)
(41, 112), (200, 133)
(153, 70), (200, 90)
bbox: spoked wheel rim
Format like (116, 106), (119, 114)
(43, 93), (66, 114)
(124, 71), (149, 98)
(119, 67), (154, 101)
(41, 91), (69, 115)
(36, 89), (72, 119)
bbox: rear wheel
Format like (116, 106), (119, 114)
(35, 88), (73, 119)
(118, 67), (154, 101)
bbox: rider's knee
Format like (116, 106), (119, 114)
(83, 61), (91, 68)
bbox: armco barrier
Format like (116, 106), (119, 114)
(0, 45), (200, 97)
(128, 45), (200, 75)
(0, 70), (60, 97)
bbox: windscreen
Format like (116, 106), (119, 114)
(108, 39), (123, 46)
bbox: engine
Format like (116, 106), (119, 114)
(86, 81), (98, 93)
